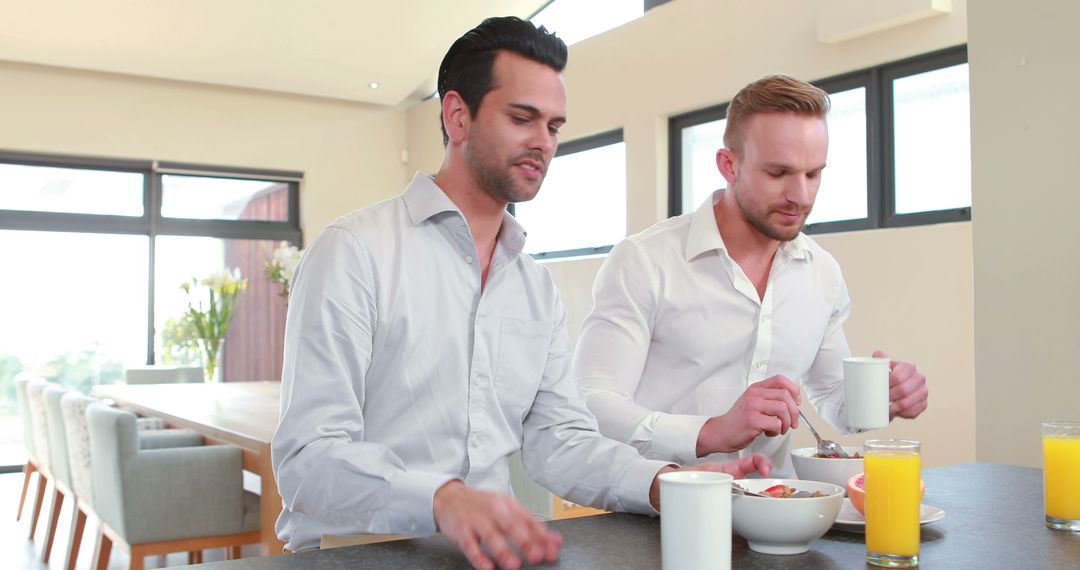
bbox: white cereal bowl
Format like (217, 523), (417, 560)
(790, 446), (864, 492)
(731, 478), (844, 555)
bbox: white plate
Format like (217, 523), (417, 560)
(832, 498), (945, 533)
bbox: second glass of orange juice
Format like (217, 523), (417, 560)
(1043, 421), (1080, 532)
(865, 439), (921, 567)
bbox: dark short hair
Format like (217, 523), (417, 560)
(437, 16), (567, 145)
(723, 74), (831, 153)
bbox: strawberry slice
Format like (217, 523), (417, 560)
(763, 484), (788, 498)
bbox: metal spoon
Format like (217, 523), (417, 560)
(731, 483), (768, 497)
(799, 409), (850, 458)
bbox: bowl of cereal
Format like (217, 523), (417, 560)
(731, 479), (844, 555)
(791, 446), (864, 492)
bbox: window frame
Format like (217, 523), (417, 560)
(0, 149), (302, 365)
(509, 128), (625, 260)
(667, 45), (970, 233)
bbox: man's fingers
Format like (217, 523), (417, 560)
(477, 527), (520, 570)
(872, 350), (891, 361)
(750, 398), (793, 435)
(498, 506), (549, 565)
(890, 385), (929, 418)
(726, 453), (772, 478)
(758, 374), (801, 403)
(458, 531), (495, 570)
(889, 371), (926, 402)
(543, 531), (563, 562)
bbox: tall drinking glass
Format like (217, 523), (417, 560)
(1042, 421), (1080, 532)
(864, 439), (921, 567)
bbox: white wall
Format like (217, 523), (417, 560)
(968, 0), (1080, 467)
(0, 60), (412, 238)
(407, 0), (974, 468)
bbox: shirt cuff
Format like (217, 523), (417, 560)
(387, 471), (458, 536)
(616, 459), (675, 515)
(652, 414), (711, 463)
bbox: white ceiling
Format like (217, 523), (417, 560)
(0, 0), (550, 107)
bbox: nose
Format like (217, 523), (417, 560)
(528, 123), (556, 157)
(786, 175), (813, 210)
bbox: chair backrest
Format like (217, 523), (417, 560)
(61, 391), (97, 502)
(124, 365), (204, 385)
(26, 379), (53, 471)
(86, 403), (140, 540)
(14, 374), (38, 458)
(43, 385), (72, 487)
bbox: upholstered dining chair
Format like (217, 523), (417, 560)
(86, 403), (259, 570)
(14, 375), (46, 527)
(60, 391), (204, 570)
(24, 379), (55, 541)
(38, 385), (78, 564)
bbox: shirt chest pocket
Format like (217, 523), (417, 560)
(494, 316), (551, 419)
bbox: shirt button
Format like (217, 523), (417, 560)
(470, 437), (480, 448)
(464, 255), (474, 264)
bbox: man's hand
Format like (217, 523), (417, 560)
(433, 480), (561, 570)
(873, 351), (929, 420)
(649, 453), (773, 511)
(696, 374), (801, 457)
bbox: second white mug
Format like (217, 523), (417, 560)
(659, 471), (732, 570)
(844, 356), (890, 429)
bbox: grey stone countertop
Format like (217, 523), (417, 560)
(186, 463), (1080, 569)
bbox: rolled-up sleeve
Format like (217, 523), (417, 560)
(272, 227), (455, 546)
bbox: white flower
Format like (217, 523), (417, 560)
(272, 242), (302, 283)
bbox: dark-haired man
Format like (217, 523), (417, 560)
(573, 75), (929, 477)
(272, 16), (770, 570)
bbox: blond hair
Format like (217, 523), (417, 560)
(723, 74), (830, 153)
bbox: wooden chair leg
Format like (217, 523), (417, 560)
(42, 487), (65, 562)
(188, 550), (203, 564)
(17, 462), (36, 520)
(28, 473), (48, 539)
(64, 506), (87, 570)
(92, 529), (112, 570)
(128, 545), (145, 570)
(228, 545), (242, 560)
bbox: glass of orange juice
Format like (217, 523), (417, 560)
(864, 439), (921, 567)
(1043, 421), (1080, 532)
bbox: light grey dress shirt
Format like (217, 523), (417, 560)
(273, 173), (669, 552)
(573, 191), (853, 477)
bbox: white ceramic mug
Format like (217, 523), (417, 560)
(843, 357), (890, 429)
(659, 471), (732, 570)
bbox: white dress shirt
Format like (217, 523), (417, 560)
(273, 173), (669, 552)
(573, 191), (853, 477)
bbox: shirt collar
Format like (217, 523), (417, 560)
(685, 189), (811, 262)
(402, 171), (528, 256)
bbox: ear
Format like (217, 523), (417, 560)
(716, 148), (738, 187)
(442, 90), (470, 145)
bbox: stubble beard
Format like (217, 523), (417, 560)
(466, 137), (543, 205)
(733, 184), (807, 242)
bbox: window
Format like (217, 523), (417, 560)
(0, 151), (301, 467)
(669, 46), (970, 232)
(530, 0), (645, 46)
(510, 130), (626, 258)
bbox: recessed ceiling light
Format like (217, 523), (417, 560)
(369, 82), (380, 89)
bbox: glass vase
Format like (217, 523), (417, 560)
(198, 338), (224, 383)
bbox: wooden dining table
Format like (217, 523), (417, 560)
(93, 381), (285, 556)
